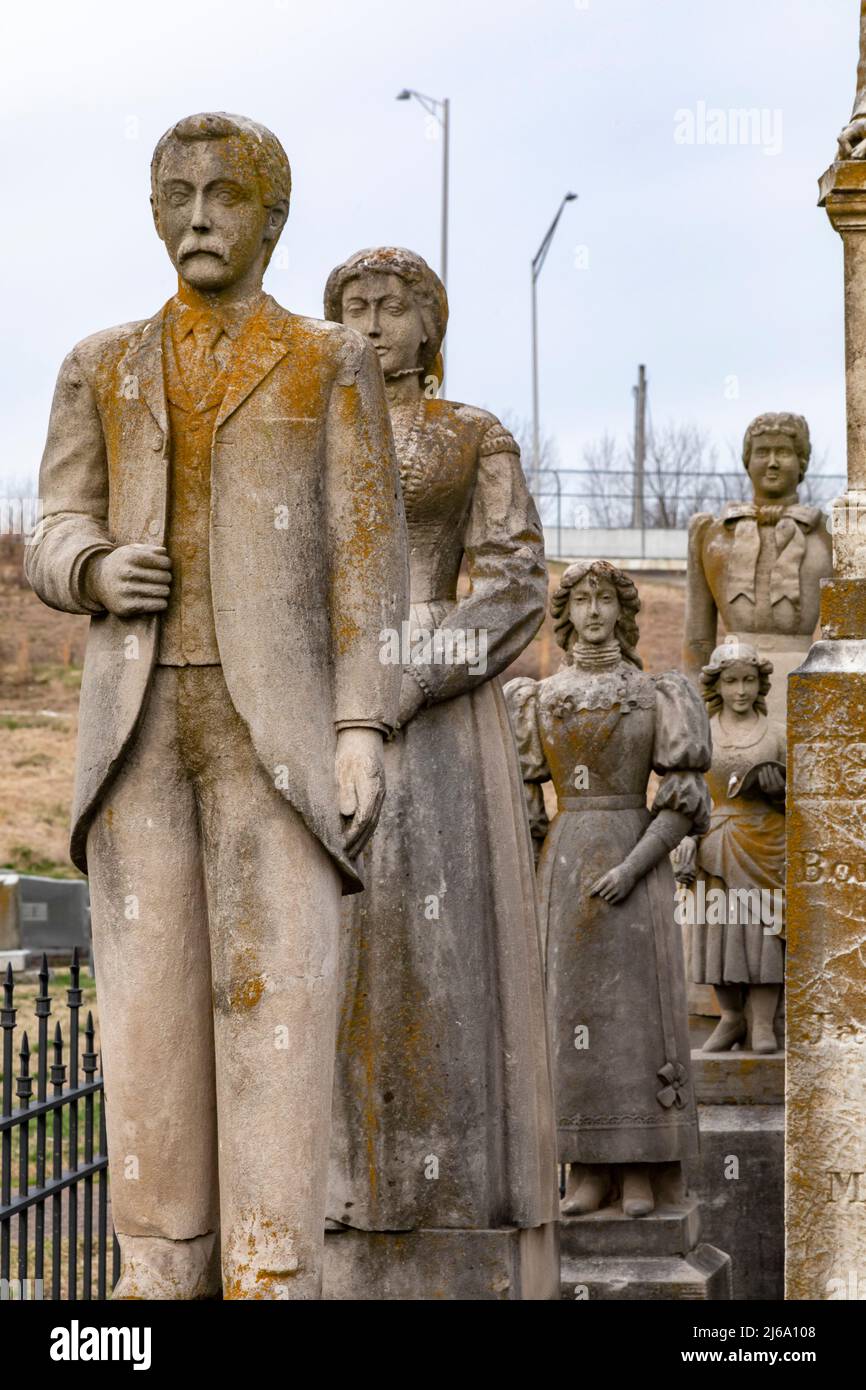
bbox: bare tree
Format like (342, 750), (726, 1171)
(578, 433), (628, 528)
(1, 471), (38, 499)
(578, 422), (722, 529)
(641, 422), (722, 527)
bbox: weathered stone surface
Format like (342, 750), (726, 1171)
(323, 1224), (559, 1301)
(693, 1105), (783, 1300)
(784, 129), (866, 1297)
(786, 642), (866, 1298)
(561, 1244), (732, 1301)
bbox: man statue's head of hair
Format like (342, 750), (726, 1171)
(150, 112), (291, 295)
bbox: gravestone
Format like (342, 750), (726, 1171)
(17, 875), (90, 957)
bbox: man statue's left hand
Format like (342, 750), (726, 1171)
(336, 727), (386, 856)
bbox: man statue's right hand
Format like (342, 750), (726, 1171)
(85, 544), (172, 616)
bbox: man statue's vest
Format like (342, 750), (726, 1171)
(157, 315), (227, 665)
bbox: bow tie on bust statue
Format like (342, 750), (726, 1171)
(722, 501), (822, 607)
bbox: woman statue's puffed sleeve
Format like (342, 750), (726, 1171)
(406, 412), (547, 705)
(504, 676), (550, 850)
(651, 672), (712, 837)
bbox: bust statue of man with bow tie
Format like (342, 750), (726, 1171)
(25, 111), (408, 1299)
(683, 412), (832, 726)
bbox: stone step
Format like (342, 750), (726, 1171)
(560, 1200), (701, 1259)
(561, 1243), (733, 1301)
(691, 1047), (785, 1105)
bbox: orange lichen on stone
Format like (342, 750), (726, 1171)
(222, 1209), (301, 1299)
(230, 972), (266, 1011)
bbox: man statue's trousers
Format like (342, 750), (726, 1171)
(86, 665), (343, 1299)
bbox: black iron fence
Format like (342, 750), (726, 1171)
(0, 950), (119, 1300)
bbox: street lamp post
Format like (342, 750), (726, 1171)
(531, 192), (577, 503)
(397, 88), (450, 392)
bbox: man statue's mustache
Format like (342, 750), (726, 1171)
(179, 237), (228, 263)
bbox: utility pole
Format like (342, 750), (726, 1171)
(631, 364), (647, 531)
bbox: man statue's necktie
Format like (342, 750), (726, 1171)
(183, 317), (223, 404)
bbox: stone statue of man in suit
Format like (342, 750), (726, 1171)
(26, 112), (408, 1300)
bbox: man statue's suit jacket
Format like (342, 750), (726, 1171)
(26, 294), (409, 892)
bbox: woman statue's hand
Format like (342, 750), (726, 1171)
(672, 835), (697, 885)
(589, 862), (637, 904)
(757, 764), (786, 798)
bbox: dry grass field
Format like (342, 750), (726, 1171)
(0, 537), (89, 876)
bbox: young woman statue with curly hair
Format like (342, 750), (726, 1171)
(506, 561), (711, 1218)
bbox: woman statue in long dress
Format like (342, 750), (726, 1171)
(323, 247), (558, 1265)
(673, 640), (785, 1055)
(506, 561), (710, 1218)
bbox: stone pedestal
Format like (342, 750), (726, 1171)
(691, 1045), (783, 1105)
(690, 1048), (784, 1300)
(786, 630), (866, 1297)
(784, 158), (866, 1299)
(559, 1200), (732, 1300)
(322, 1223), (560, 1300)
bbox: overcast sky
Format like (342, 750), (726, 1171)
(0, 0), (859, 507)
